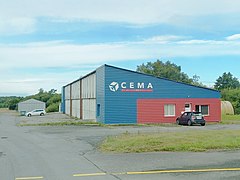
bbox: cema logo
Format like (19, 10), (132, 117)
(109, 81), (153, 92)
(109, 82), (119, 92)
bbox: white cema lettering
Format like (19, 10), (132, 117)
(130, 82), (134, 88)
(147, 83), (153, 89)
(137, 82), (144, 89)
(121, 82), (126, 88)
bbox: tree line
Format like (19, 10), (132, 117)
(0, 89), (61, 113)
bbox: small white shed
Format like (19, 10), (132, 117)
(18, 99), (46, 114)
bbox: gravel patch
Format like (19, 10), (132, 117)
(17, 112), (74, 125)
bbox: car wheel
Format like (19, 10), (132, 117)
(27, 114), (31, 117)
(187, 120), (192, 126)
(40, 113), (44, 116)
(201, 123), (205, 126)
(176, 119), (180, 125)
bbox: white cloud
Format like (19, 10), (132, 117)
(1, 38), (240, 70)
(0, 68), (94, 96)
(144, 35), (186, 44)
(0, 37), (240, 76)
(0, 43), (139, 69)
(1, 36), (240, 96)
(0, 80), (61, 96)
(0, 17), (36, 35)
(1, 0), (240, 35)
(226, 34), (240, 41)
(177, 40), (224, 45)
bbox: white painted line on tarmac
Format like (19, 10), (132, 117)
(73, 172), (107, 177)
(73, 167), (240, 177)
(127, 167), (240, 175)
(15, 176), (44, 180)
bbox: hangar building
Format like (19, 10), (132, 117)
(61, 64), (221, 124)
(18, 99), (46, 114)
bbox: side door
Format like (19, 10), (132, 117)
(185, 103), (192, 112)
(181, 112), (188, 124)
(186, 112), (192, 123)
(32, 110), (39, 116)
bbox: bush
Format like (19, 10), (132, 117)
(46, 103), (59, 113)
(9, 104), (17, 110)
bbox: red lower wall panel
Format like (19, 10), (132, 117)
(137, 98), (221, 124)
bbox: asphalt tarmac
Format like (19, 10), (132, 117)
(1, 111), (240, 180)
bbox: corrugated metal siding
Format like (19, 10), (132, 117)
(65, 85), (71, 100)
(70, 80), (81, 118)
(18, 102), (45, 112)
(62, 64), (221, 124)
(18, 99), (46, 112)
(65, 100), (71, 115)
(71, 81), (81, 99)
(72, 100), (80, 118)
(137, 98), (221, 123)
(82, 73), (96, 99)
(104, 65), (220, 124)
(81, 73), (96, 121)
(82, 99), (96, 120)
(96, 66), (105, 123)
(63, 73), (96, 120)
(64, 85), (71, 116)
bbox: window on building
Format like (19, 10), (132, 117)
(195, 105), (200, 112)
(195, 105), (209, 116)
(201, 105), (209, 115)
(164, 104), (175, 117)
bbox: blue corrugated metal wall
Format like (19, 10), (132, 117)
(96, 65), (105, 123)
(61, 87), (65, 113)
(103, 65), (220, 124)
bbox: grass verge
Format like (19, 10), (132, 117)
(18, 121), (101, 126)
(221, 114), (240, 124)
(100, 130), (240, 153)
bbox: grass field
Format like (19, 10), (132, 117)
(0, 108), (11, 112)
(221, 114), (240, 124)
(100, 130), (240, 153)
(18, 121), (101, 126)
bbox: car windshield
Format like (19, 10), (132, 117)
(193, 112), (202, 116)
(192, 112), (203, 117)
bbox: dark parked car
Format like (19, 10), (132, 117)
(176, 111), (205, 126)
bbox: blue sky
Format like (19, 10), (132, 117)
(1, 0), (240, 96)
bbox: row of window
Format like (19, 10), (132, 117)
(164, 104), (209, 117)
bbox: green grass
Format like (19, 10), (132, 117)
(221, 114), (240, 124)
(18, 121), (102, 126)
(100, 130), (240, 153)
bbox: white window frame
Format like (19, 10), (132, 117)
(196, 105), (209, 116)
(164, 104), (176, 117)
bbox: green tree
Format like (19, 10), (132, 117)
(221, 88), (240, 114)
(48, 89), (57, 95)
(137, 60), (194, 84)
(214, 72), (240, 90)
(46, 93), (61, 112)
(24, 89), (61, 112)
(38, 88), (44, 94)
(7, 97), (23, 110)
